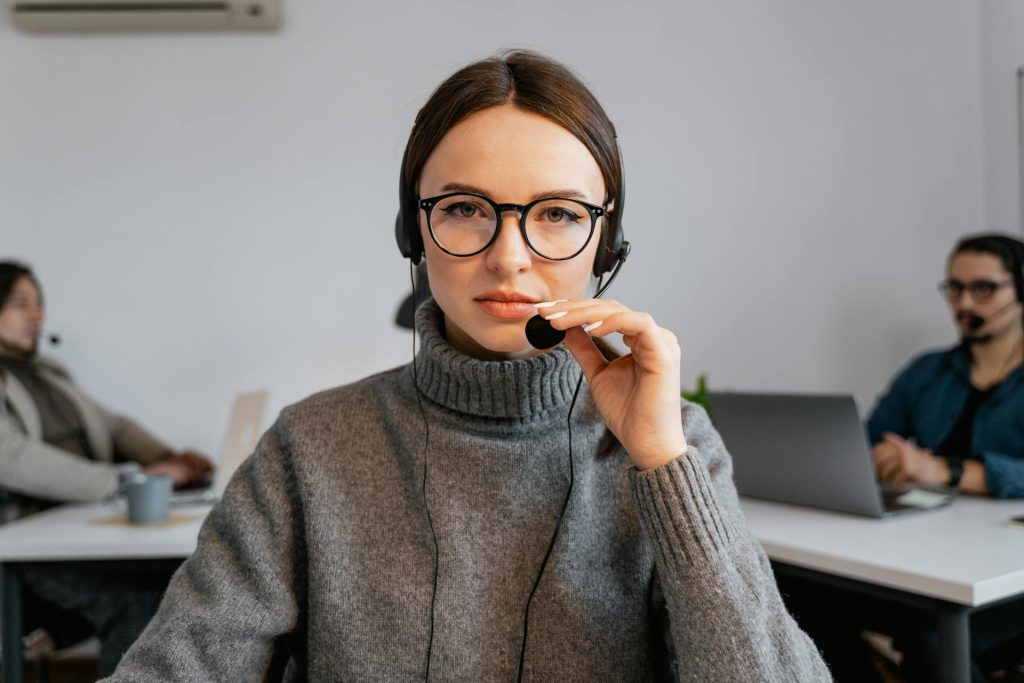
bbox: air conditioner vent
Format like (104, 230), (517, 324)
(8, 0), (281, 31)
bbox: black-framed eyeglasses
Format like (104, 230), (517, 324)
(938, 278), (1013, 302)
(419, 192), (606, 261)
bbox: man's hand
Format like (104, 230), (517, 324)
(143, 450), (214, 488)
(871, 432), (949, 487)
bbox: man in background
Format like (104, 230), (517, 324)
(0, 260), (213, 675)
(868, 233), (1024, 497)
(785, 234), (1024, 682)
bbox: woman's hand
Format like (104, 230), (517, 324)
(144, 450), (215, 488)
(537, 299), (687, 471)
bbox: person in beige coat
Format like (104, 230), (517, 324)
(0, 260), (213, 674)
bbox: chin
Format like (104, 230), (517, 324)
(475, 329), (537, 357)
(449, 317), (534, 358)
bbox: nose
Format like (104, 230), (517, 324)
(953, 289), (974, 309)
(484, 211), (532, 275)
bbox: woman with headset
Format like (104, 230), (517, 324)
(105, 51), (828, 681)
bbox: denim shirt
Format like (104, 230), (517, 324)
(866, 344), (1024, 499)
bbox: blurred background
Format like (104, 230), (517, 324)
(2, 0), (1022, 453)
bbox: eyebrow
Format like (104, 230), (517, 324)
(437, 182), (591, 202)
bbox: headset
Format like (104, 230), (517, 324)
(960, 235), (1024, 333)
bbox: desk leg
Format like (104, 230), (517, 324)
(936, 602), (970, 683)
(1, 563), (23, 683)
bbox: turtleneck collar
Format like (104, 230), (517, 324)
(404, 299), (582, 420)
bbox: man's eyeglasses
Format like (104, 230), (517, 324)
(419, 192), (606, 261)
(938, 279), (1013, 302)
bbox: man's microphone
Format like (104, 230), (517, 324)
(965, 299), (1019, 331)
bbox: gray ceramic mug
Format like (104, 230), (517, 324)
(124, 474), (173, 524)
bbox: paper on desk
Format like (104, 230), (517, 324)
(894, 489), (950, 508)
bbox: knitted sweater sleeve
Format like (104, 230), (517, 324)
(629, 402), (831, 682)
(101, 413), (305, 682)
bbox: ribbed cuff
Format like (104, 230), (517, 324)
(629, 452), (738, 566)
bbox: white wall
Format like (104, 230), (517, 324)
(0, 0), (985, 455)
(981, 0), (1024, 236)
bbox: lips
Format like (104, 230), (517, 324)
(474, 291), (541, 319)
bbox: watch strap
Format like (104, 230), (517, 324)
(945, 458), (965, 489)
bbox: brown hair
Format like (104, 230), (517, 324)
(0, 261), (40, 311)
(400, 50), (623, 262)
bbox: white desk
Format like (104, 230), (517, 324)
(0, 501), (209, 562)
(740, 496), (1024, 682)
(3, 498), (1022, 683)
(0, 502), (211, 683)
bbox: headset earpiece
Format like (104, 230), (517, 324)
(592, 154), (627, 278)
(395, 155), (424, 265)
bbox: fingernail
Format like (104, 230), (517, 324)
(535, 300), (567, 309)
(582, 320), (603, 333)
(543, 311), (567, 321)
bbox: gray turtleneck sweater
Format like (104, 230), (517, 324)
(105, 302), (829, 682)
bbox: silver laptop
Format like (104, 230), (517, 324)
(706, 392), (952, 518)
(170, 390), (269, 506)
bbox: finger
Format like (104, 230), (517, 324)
(879, 461), (903, 484)
(871, 443), (895, 465)
(188, 453), (213, 472)
(873, 453), (893, 478)
(893, 471), (914, 487)
(562, 326), (609, 383)
(883, 432), (907, 445)
(539, 300), (630, 331)
(876, 453), (901, 481)
(535, 298), (620, 313)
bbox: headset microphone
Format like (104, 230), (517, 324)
(965, 299), (1019, 332)
(45, 331), (61, 346)
(525, 315), (564, 350)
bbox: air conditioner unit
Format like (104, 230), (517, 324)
(8, 0), (281, 31)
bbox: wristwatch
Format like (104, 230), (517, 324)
(945, 459), (964, 489)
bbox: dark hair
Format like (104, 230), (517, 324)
(401, 50), (623, 266)
(950, 233), (1024, 302)
(0, 261), (39, 310)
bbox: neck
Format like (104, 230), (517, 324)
(969, 321), (1024, 383)
(0, 338), (31, 362)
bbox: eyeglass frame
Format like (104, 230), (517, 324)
(937, 278), (1014, 302)
(418, 191), (607, 261)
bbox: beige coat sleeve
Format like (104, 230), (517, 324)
(95, 404), (174, 465)
(0, 395), (119, 502)
(40, 359), (173, 466)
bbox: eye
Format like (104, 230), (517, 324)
(445, 202), (483, 219)
(973, 282), (996, 296)
(540, 207), (581, 223)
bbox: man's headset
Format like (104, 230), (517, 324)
(393, 139), (631, 279)
(963, 236), (1024, 332)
